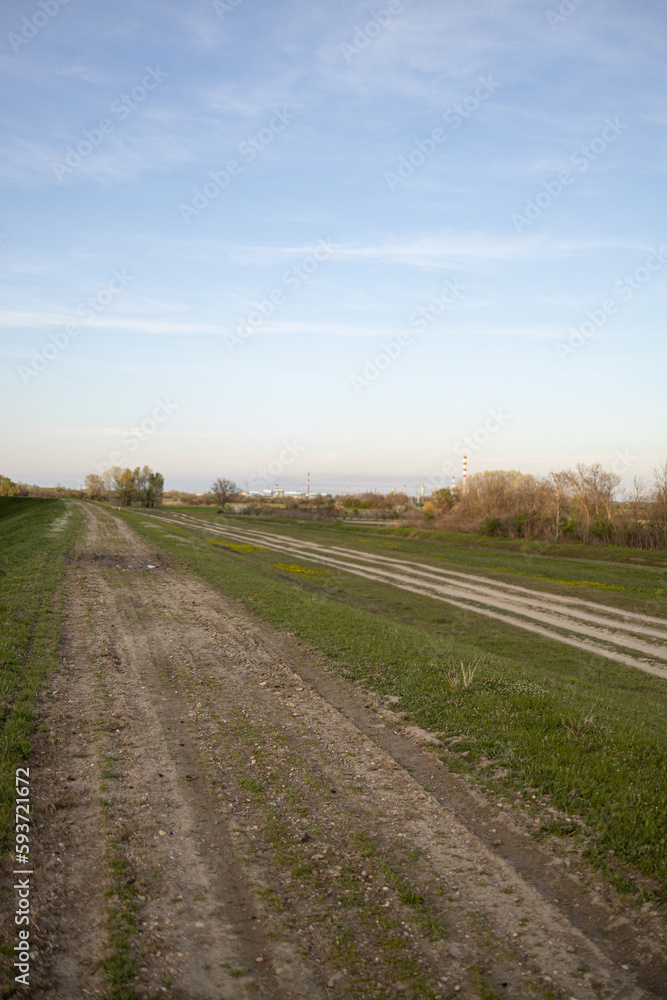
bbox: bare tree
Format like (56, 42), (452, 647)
(210, 477), (239, 512)
(652, 462), (667, 508)
(566, 465), (595, 542)
(456, 469), (543, 520)
(548, 470), (570, 541)
(651, 462), (667, 546)
(627, 475), (648, 506)
(566, 463), (620, 542)
(594, 466), (621, 521)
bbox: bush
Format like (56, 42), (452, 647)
(479, 516), (501, 537)
(590, 515), (613, 542)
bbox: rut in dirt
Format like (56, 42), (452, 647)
(23, 503), (664, 999)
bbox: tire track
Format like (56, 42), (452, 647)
(130, 511), (667, 678)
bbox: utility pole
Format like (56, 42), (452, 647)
(307, 471), (310, 498)
(463, 455), (467, 494)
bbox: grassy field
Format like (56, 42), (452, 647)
(116, 505), (667, 900)
(159, 506), (667, 614)
(162, 504), (667, 563)
(0, 498), (80, 848)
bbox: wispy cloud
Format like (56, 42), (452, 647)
(2, 0), (665, 486)
(224, 231), (645, 268)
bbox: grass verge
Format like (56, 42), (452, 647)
(0, 498), (80, 849)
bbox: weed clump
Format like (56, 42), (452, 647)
(448, 658), (482, 691)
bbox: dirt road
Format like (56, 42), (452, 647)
(15, 503), (667, 998)
(142, 512), (667, 679)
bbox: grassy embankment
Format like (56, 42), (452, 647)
(0, 498), (80, 847)
(117, 505), (667, 899)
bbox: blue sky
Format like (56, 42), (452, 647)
(1, 0), (665, 493)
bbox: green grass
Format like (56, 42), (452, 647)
(160, 504), (667, 564)
(111, 505), (667, 896)
(348, 521), (667, 565)
(154, 506), (667, 615)
(98, 756), (141, 1000)
(0, 498), (80, 849)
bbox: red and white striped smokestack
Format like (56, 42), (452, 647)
(463, 455), (467, 493)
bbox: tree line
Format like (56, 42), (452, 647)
(84, 466), (164, 507)
(0, 476), (83, 499)
(5, 460), (667, 550)
(425, 462), (667, 550)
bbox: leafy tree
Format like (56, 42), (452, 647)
(431, 487), (456, 514)
(84, 473), (105, 501)
(105, 466), (137, 506)
(0, 475), (21, 497)
(97, 466), (164, 507)
(135, 466), (164, 507)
